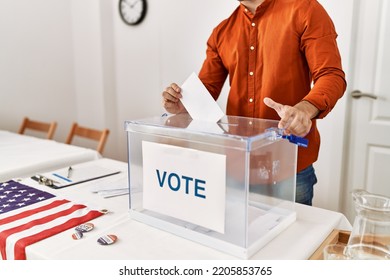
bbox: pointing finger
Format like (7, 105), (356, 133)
(263, 97), (284, 116)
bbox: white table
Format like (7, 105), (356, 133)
(0, 130), (101, 182)
(17, 158), (351, 260)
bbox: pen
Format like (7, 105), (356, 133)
(53, 173), (72, 183)
(67, 166), (73, 178)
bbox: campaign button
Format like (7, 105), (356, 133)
(75, 222), (94, 232)
(72, 231), (83, 240)
(97, 234), (117, 245)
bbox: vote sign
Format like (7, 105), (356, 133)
(142, 141), (226, 233)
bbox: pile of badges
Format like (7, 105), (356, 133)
(71, 222), (118, 245)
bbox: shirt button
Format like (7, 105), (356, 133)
(251, 22), (256, 27)
(249, 98), (253, 103)
(250, 46), (255, 51)
(249, 71), (254, 76)
(245, 8), (248, 12)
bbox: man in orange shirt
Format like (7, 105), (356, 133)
(161, 0), (346, 205)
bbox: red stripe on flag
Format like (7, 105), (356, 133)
(0, 199), (103, 260)
(0, 202), (86, 259)
(0, 199), (69, 226)
(14, 210), (103, 260)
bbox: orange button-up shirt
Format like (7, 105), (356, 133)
(198, 0), (346, 172)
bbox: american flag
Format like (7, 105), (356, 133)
(0, 180), (103, 260)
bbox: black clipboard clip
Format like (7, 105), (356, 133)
(31, 174), (59, 187)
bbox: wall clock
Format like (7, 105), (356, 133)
(119, 0), (147, 26)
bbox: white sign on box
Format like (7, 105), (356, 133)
(142, 141), (226, 233)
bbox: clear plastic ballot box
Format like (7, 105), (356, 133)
(125, 114), (297, 259)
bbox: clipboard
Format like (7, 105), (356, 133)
(31, 164), (121, 189)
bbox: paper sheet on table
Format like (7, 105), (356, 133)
(97, 189), (129, 198)
(88, 173), (141, 198)
(89, 173), (128, 193)
(88, 173), (131, 198)
(180, 72), (225, 122)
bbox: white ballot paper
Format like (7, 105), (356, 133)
(180, 72), (225, 122)
(89, 172), (131, 198)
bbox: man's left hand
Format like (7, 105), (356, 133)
(263, 97), (319, 137)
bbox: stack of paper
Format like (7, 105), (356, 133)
(89, 173), (130, 198)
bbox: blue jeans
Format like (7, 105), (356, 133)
(296, 165), (317, 206)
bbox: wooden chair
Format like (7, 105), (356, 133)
(18, 117), (57, 139)
(65, 122), (109, 154)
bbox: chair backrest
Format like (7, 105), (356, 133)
(65, 122), (109, 154)
(18, 117), (57, 139)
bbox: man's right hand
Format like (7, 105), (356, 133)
(162, 83), (187, 114)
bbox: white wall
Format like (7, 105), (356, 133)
(313, 0), (354, 211)
(0, 0), (355, 213)
(0, 0), (77, 142)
